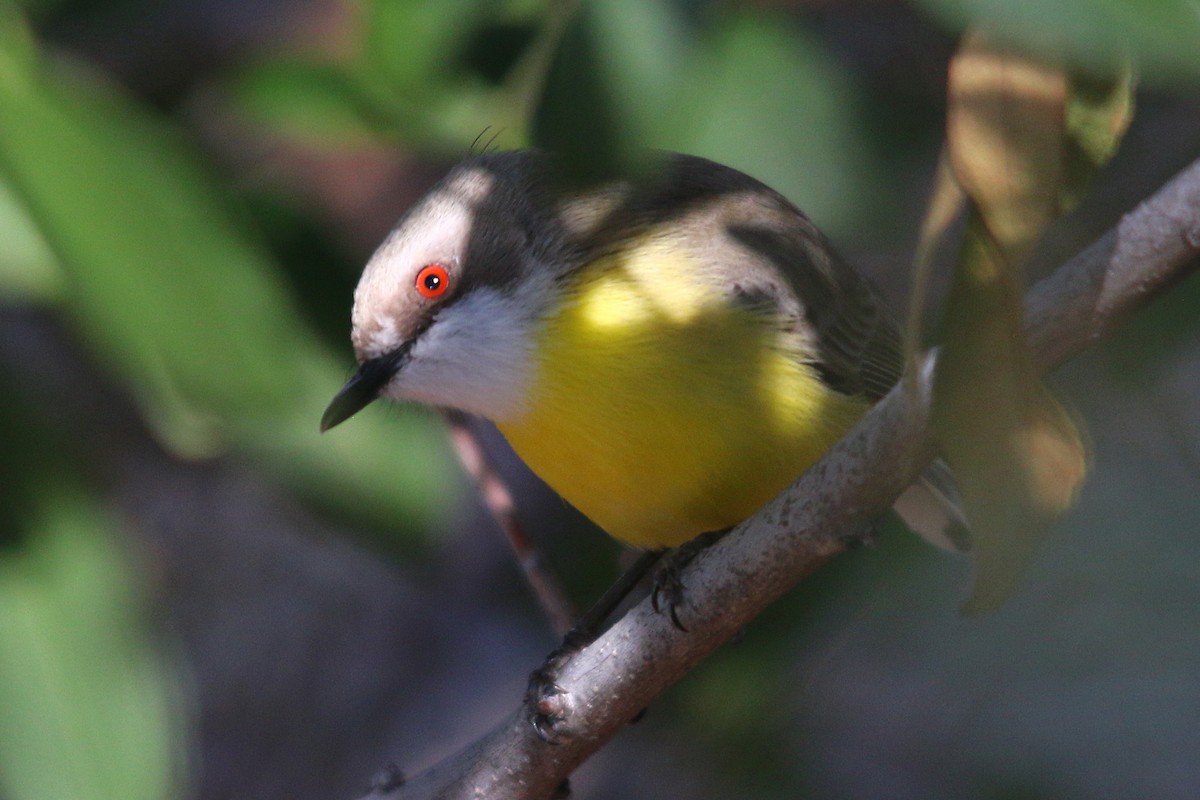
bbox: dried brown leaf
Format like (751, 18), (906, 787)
(946, 30), (1068, 264)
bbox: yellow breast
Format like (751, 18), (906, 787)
(497, 237), (870, 549)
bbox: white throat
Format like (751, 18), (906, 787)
(384, 283), (547, 421)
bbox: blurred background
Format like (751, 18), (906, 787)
(1, 1), (1199, 798)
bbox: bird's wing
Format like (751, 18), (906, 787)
(720, 202), (904, 402)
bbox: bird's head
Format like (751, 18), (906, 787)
(320, 152), (569, 432)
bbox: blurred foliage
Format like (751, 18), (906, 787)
(0, 0), (1197, 799)
(533, 1), (879, 226)
(0, 374), (185, 800)
(0, 176), (60, 301)
(230, 0), (881, 235)
(0, 4), (455, 527)
(0, 495), (185, 800)
(229, 0), (542, 149)
(916, 0), (1200, 82)
(0, 5), (456, 796)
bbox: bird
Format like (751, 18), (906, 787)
(321, 149), (963, 558)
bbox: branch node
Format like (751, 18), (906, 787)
(368, 763), (406, 794)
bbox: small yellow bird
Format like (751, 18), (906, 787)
(322, 150), (962, 554)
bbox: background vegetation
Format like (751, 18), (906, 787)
(1, 1), (1199, 798)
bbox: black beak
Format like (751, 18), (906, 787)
(320, 351), (407, 432)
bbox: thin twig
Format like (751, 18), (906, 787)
(440, 408), (577, 637)
(367, 156), (1200, 800)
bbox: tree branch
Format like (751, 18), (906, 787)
(360, 156), (1200, 800)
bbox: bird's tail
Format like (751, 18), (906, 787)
(892, 458), (971, 552)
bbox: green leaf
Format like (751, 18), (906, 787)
(228, 59), (390, 144)
(0, 1), (37, 85)
(679, 14), (876, 234)
(355, 0), (526, 148)
(0, 176), (61, 301)
(0, 493), (185, 800)
(532, 0), (693, 182)
(1060, 66), (1135, 212)
(360, 0), (486, 95)
(230, 0), (538, 152)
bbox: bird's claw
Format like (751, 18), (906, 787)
(650, 563), (689, 631)
(650, 529), (727, 631)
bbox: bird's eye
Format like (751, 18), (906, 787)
(415, 264), (450, 299)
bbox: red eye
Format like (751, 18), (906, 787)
(415, 264), (450, 299)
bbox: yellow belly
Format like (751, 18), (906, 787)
(496, 242), (870, 549)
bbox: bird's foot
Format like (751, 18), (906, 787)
(651, 529), (728, 631)
(524, 550), (666, 740)
(839, 521), (878, 549)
